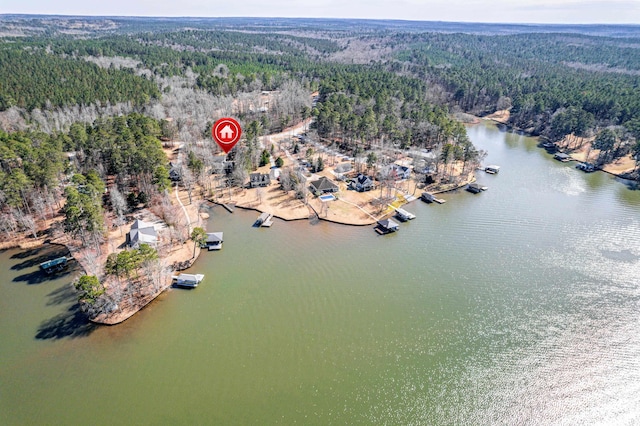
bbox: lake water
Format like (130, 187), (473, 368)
(2, 121), (639, 425)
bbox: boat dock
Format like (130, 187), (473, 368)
(467, 183), (488, 194)
(39, 256), (72, 274)
(485, 165), (500, 174)
(375, 218), (400, 235)
(394, 207), (416, 222)
(421, 192), (446, 204)
(205, 232), (223, 250)
(254, 212), (274, 227)
(172, 273), (205, 288)
(554, 153), (572, 162)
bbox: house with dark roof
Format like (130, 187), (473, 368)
(310, 176), (339, 194)
(249, 173), (271, 188)
(376, 218), (400, 234)
(127, 219), (158, 248)
(168, 162), (181, 181)
(350, 173), (375, 192)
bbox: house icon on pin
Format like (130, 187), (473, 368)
(219, 125), (234, 140)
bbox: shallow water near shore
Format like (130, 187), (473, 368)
(1, 121), (639, 424)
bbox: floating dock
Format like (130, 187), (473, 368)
(394, 207), (416, 222)
(554, 153), (572, 162)
(485, 165), (500, 174)
(172, 273), (204, 288)
(375, 218), (400, 234)
(576, 162), (596, 173)
(467, 183), (488, 194)
(254, 212), (273, 227)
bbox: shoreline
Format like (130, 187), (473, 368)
(0, 117), (480, 326)
(480, 115), (638, 181)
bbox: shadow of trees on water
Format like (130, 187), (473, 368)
(46, 284), (78, 306)
(11, 247), (70, 271)
(36, 303), (97, 340)
(13, 268), (75, 285)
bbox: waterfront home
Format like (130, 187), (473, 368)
(379, 164), (411, 180)
(249, 173), (271, 188)
(310, 176), (339, 194)
(127, 219), (158, 248)
(554, 153), (571, 162)
(204, 232), (224, 250)
(376, 218), (400, 234)
(350, 173), (375, 192)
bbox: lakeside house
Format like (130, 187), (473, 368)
(379, 164), (411, 180)
(310, 176), (339, 194)
(127, 219), (158, 248)
(350, 173), (375, 192)
(249, 173), (271, 188)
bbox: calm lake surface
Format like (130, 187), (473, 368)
(2, 121), (639, 425)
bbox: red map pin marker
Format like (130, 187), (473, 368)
(212, 117), (242, 153)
